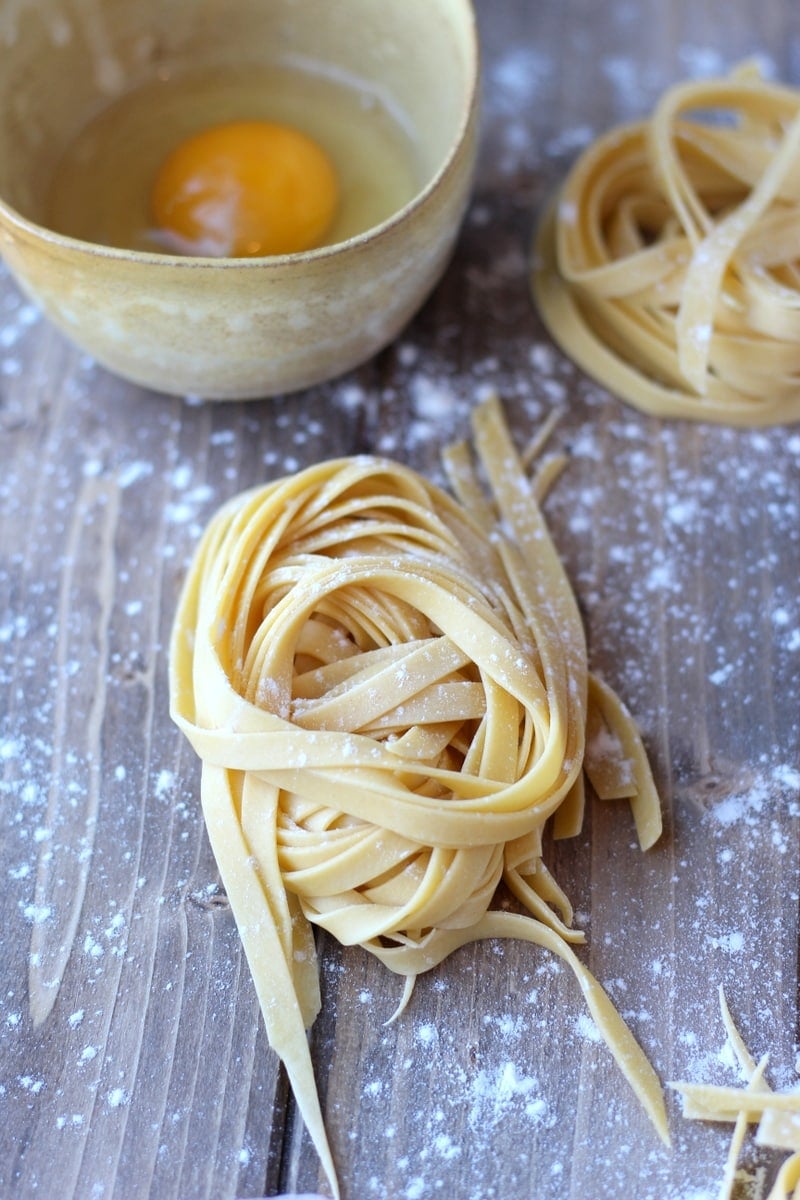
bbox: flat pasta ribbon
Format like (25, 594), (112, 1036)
(670, 987), (800, 1200)
(169, 394), (667, 1198)
(532, 64), (800, 425)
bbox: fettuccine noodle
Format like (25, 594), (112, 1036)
(169, 394), (667, 1198)
(671, 987), (800, 1200)
(532, 65), (800, 425)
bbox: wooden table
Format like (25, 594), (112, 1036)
(2, 2), (799, 1197)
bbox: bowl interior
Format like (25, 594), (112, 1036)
(0, 0), (477, 242)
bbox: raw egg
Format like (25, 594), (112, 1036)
(150, 119), (339, 257)
(46, 64), (422, 258)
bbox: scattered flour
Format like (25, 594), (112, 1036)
(468, 1062), (546, 1131)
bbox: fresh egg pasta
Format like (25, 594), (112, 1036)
(169, 394), (667, 1198)
(670, 987), (800, 1200)
(532, 64), (800, 426)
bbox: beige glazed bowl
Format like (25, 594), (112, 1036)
(0, 0), (479, 399)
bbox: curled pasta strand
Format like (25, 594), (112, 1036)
(170, 394), (666, 1197)
(533, 66), (800, 424)
(767, 1155), (800, 1200)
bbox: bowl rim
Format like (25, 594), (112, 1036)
(0, 0), (480, 270)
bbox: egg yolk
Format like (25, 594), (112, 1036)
(150, 120), (339, 258)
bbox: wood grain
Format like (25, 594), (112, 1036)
(2, 2), (799, 1198)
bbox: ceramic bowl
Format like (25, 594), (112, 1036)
(0, 0), (479, 399)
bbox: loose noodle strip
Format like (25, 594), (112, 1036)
(717, 984), (771, 1200)
(170, 395), (666, 1198)
(670, 988), (800, 1200)
(768, 1155), (800, 1200)
(532, 65), (800, 425)
(585, 673), (662, 850)
(674, 1082), (800, 1122)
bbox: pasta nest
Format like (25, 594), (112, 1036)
(170, 395), (666, 1196)
(533, 64), (800, 425)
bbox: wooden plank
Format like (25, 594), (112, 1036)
(1, 2), (799, 1199)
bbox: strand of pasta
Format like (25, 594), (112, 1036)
(670, 987), (800, 1200)
(169, 394), (667, 1198)
(532, 64), (800, 425)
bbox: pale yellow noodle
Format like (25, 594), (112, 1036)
(670, 988), (800, 1200)
(532, 66), (800, 425)
(169, 394), (667, 1198)
(768, 1154), (800, 1200)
